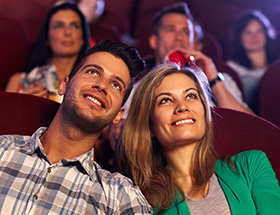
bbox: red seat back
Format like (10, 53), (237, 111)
(259, 59), (280, 127)
(0, 92), (60, 135)
(212, 106), (280, 181)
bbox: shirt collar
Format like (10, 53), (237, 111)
(23, 127), (48, 155)
(27, 127), (96, 179)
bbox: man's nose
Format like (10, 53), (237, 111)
(92, 78), (107, 95)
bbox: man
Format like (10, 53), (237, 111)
(146, 2), (251, 113)
(0, 39), (152, 214)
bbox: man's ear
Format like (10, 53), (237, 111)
(58, 77), (69, 96)
(149, 34), (158, 50)
(112, 107), (124, 124)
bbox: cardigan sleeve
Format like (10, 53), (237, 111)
(240, 150), (280, 214)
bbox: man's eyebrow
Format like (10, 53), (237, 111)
(80, 64), (104, 72)
(80, 64), (127, 90)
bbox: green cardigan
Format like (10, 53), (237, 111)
(154, 150), (280, 215)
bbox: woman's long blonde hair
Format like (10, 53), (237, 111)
(117, 64), (217, 211)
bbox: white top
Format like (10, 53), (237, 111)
(227, 60), (266, 113)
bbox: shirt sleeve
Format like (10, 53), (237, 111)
(114, 179), (153, 215)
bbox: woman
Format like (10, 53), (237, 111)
(5, 2), (90, 103)
(118, 64), (280, 214)
(227, 9), (277, 114)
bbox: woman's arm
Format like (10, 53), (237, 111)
(5, 73), (22, 92)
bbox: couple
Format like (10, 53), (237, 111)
(0, 39), (279, 214)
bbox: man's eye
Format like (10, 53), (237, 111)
(88, 70), (98, 76)
(112, 82), (121, 91)
(183, 29), (190, 35)
(166, 27), (174, 32)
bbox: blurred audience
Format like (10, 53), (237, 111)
(227, 9), (278, 114)
(5, 2), (90, 103)
(145, 2), (251, 113)
(77, 0), (104, 24)
(193, 20), (204, 52)
(54, 0), (122, 45)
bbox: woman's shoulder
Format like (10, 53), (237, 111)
(231, 150), (266, 162)
(216, 150), (268, 173)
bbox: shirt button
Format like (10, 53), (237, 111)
(34, 194), (38, 200)
(47, 167), (51, 173)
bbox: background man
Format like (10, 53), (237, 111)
(147, 2), (251, 113)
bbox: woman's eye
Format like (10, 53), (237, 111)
(53, 24), (63, 29)
(71, 23), (81, 29)
(186, 93), (197, 100)
(159, 98), (171, 104)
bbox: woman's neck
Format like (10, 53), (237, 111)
(50, 55), (78, 82)
(247, 49), (267, 68)
(164, 143), (210, 199)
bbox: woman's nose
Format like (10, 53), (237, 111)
(175, 102), (189, 114)
(64, 26), (72, 35)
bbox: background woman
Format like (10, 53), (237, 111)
(5, 2), (90, 103)
(118, 64), (280, 214)
(227, 9), (278, 114)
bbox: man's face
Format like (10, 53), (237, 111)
(59, 51), (130, 134)
(150, 13), (194, 63)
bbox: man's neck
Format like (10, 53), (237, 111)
(40, 112), (100, 164)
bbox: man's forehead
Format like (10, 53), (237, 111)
(79, 52), (131, 85)
(160, 13), (190, 26)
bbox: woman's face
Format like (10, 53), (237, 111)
(241, 19), (266, 52)
(48, 9), (84, 58)
(151, 73), (206, 150)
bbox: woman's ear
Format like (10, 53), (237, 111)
(149, 34), (158, 50)
(58, 77), (69, 96)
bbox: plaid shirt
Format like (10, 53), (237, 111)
(0, 128), (152, 214)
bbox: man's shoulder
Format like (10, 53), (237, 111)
(0, 134), (31, 149)
(94, 162), (134, 187)
(93, 162), (153, 214)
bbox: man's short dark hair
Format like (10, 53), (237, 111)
(68, 39), (145, 105)
(152, 2), (194, 36)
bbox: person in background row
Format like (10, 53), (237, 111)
(5, 2), (90, 103)
(193, 20), (204, 52)
(118, 63), (280, 214)
(146, 2), (251, 113)
(227, 9), (278, 114)
(0, 39), (152, 214)
(77, 0), (105, 24)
